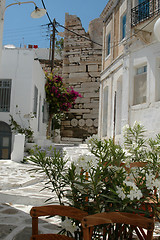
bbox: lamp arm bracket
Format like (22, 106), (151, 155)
(2, 1), (37, 20)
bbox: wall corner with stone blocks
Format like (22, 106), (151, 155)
(61, 13), (103, 143)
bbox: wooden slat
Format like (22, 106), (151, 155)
(30, 205), (88, 221)
(130, 162), (147, 168)
(82, 212), (154, 230)
(134, 227), (145, 240)
(82, 212), (154, 240)
(30, 205), (88, 240)
(32, 217), (38, 235)
(31, 234), (75, 240)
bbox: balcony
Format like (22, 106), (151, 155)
(131, 0), (160, 27)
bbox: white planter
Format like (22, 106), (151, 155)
(11, 134), (25, 162)
(53, 129), (61, 143)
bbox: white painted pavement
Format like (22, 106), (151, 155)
(0, 144), (90, 239)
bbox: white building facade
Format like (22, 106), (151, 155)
(99, 0), (160, 142)
(0, 48), (48, 159)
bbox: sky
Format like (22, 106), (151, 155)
(3, 0), (108, 48)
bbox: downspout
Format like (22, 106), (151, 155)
(0, 0), (6, 72)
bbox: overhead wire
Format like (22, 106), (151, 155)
(40, 0), (160, 50)
(110, 14), (159, 49)
(40, 0), (103, 47)
(41, 0), (159, 49)
(4, 25), (45, 33)
(5, 0), (158, 49)
(4, 28), (44, 36)
(3, 23), (51, 47)
(40, 0), (52, 25)
(55, 21), (103, 47)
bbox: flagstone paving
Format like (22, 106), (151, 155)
(0, 144), (90, 239)
(0, 144), (160, 239)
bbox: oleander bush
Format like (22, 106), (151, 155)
(27, 122), (160, 238)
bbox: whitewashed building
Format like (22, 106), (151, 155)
(0, 48), (48, 159)
(99, 0), (160, 142)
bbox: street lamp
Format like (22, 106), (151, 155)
(2, 1), (46, 20)
(0, 1), (46, 71)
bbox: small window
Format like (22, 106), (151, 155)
(42, 99), (49, 123)
(106, 33), (111, 57)
(33, 86), (38, 117)
(133, 65), (147, 105)
(0, 79), (12, 112)
(102, 86), (109, 137)
(137, 65), (147, 75)
(155, 59), (160, 102)
(122, 14), (126, 40)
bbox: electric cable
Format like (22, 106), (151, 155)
(111, 13), (159, 49)
(40, 0), (52, 25)
(55, 21), (102, 47)
(40, 0), (103, 47)
(7, 0), (157, 49)
(40, 0), (159, 49)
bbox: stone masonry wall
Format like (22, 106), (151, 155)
(61, 13), (103, 143)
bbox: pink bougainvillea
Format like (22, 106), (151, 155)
(45, 72), (82, 115)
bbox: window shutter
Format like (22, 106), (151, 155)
(122, 14), (126, 39)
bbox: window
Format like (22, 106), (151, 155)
(106, 33), (111, 57)
(102, 86), (108, 137)
(138, 0), (149, 21)
(116, 79), (122, 135)
(42, 99), (49, 123)
(38, 95), (41, 132)
(155, 59), (160, 102)
(0, 79), (11, 112)
(33, 86), (38, 117)
(121, 14), (126, 40)
(133, 65), (147, 105)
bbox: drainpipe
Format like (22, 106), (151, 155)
(0, 0), (6, 72)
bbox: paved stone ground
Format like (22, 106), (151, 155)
(0, 144), (90, 240)
(0, 144), (160, 239)
(0, 160), (62, 240)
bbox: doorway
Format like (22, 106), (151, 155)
(0, 121), (12, 159)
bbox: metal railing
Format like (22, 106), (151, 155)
(131, 0), (160, 27)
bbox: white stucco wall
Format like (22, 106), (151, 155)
(99, 57), (124, 139)
(99, 40), (160, 141)
(31, 57), (47, 138)
(128, 42), (160, 136)
(0, 48), (47, 142)
(99, 0), (160, 143)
